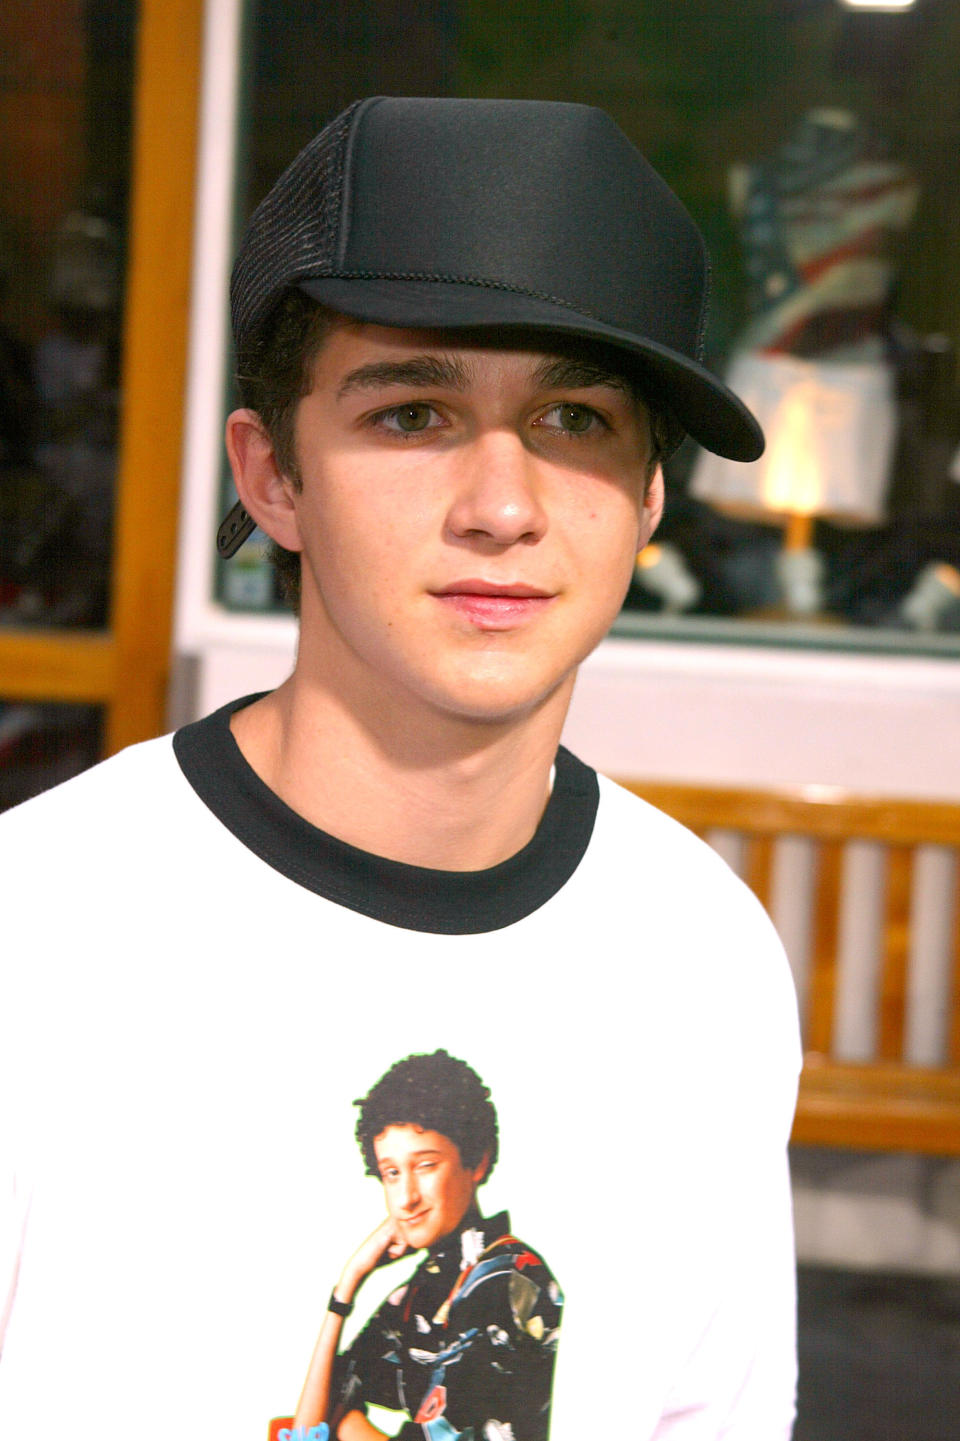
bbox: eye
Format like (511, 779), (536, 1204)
(536, 403), (607, 436)
(373, 402), (442, 434)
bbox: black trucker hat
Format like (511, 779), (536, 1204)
(219, 96), (763, 557)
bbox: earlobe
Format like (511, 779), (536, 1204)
(224, 408), (303, 553)
(639, 464), (665, 545)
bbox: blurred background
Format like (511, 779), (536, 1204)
(1, 2), (959, 1435)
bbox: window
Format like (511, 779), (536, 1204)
(216, 0), (960, 656)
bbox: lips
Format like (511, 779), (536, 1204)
(434, 579), (552, 599)
(432, 579), (555, 628)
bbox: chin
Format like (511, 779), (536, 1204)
(426, 662), (580, 726)
(405, 1224), (438, 1249)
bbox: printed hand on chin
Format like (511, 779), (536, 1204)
(348, 1215), (412, 1285)
(377, 1216), (414, 1267)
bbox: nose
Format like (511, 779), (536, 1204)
(399, 1170), (421, 1212)
(445, 430), (548, 547)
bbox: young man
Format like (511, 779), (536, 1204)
(0, 99), (801, 1440)
(290, 1050), (561, 1441)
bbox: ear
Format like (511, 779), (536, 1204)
(472, 1151), (491, 1186)
(638, 464), (665, 549)
(224, 408), (303, 553)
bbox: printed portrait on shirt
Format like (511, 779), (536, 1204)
(273, 1049), (563, 1441)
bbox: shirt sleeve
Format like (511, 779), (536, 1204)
(653, 1146), (798, 1440)
(653, 906), (802, 1441)
(329, 1283), (411, 1424)
(0, 1161), (29, 1359)
(0, 973), (32, 1365)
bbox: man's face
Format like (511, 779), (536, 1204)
(274, 321), (662, 728)
(373, 1124), (487, 1251)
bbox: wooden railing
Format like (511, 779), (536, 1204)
(615, 781), (960, 1155)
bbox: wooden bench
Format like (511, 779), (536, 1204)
(615, 780), (960, 1155)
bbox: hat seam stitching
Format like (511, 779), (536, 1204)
(335, 98), (379, 271)
(694, 237), (711, 364)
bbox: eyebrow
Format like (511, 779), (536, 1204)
(337, 352), (637, 401)
(377, 1149), (443, 1168)
(337, 355), (469, 399)
(533, 356), (633, 395)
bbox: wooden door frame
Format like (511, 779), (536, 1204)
(0, 0), (204, 756)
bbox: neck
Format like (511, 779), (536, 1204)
(432, 1203), (485, 1253)
(229, 665), (574, 871)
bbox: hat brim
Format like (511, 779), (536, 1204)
(299, 276), (764, 462)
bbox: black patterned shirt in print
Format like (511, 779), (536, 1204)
(331, 1209), (563, 1440)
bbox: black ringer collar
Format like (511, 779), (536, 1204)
(172, 695), (599, 935)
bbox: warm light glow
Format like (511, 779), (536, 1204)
(934, 564), (960, 598)
(636, 543), (662, 569)
(839, 1), (917, 11)
(762, 383), (835, 516)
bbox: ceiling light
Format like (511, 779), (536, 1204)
(839, 1), (917, 11)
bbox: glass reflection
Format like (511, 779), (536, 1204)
(0, 1), (135, 630)
(0, 700), (102, 812)
(218, 0), (960, 650)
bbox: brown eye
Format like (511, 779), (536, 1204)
(394, 403), (433, 432)
(559, 404), (595, 434)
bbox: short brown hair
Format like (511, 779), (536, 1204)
(235, 289), (332, 610)
(355, 1049), (499, 1180)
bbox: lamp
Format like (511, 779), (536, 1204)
(691, 352), (897, 616)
